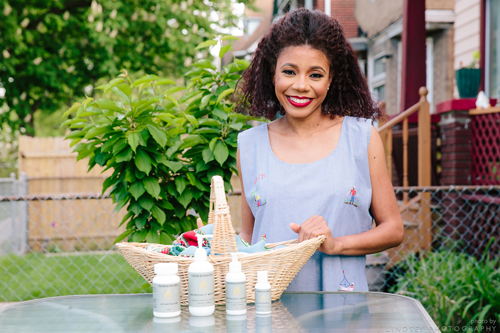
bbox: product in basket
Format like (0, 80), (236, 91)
(145, 223), (275, 257)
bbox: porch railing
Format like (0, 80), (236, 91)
(378, 87), (432, 252)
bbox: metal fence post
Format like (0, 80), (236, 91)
(19, 172), (28, 254)
(9, 172), (16, 254)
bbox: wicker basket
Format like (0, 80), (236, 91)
(116, 176), (325, 305)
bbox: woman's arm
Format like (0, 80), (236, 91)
(330, 125), (404, 255)
(291, 126), (404, 255)
(237, 147), (255, 244)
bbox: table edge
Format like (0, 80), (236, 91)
(0, 291), (440, 330)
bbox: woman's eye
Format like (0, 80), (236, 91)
(283, 70), (295, 75)
(310, 73), (323, 78)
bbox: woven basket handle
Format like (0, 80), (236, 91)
(207, 176), (238, 256)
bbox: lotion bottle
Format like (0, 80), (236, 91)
(153, 263), (181, 318)
(188, 234), (215, 316)
(255, 270), (271, 315)
(225, 252), (247, 315)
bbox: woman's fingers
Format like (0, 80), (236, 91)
(197, 218), (204, 229)
(296, 215), (330, 242)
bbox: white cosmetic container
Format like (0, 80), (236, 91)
(153, 263), (181, 318)
(225, 252), (247, 315)
(188, 234), (215, 316)
(254, 270), (271, 315)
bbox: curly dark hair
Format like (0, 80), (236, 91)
(234, 8), (381, 121)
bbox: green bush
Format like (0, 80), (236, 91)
(392, 239), (500, 332)
(62, 35), (257, 244)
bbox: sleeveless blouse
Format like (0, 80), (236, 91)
(237, 116), (373, 292)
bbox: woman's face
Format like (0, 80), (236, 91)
(273, 45), (332, 119)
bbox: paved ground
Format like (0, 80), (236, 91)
(0, 302), (16, 311)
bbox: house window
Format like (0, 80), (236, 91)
(369, 53), (387, 103)
(244, 18), (262, 38)
(374, 85), (386, 102)
(374, 57), (386, 77)
(486, 0), (500, 99)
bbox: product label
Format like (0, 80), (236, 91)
(153, 282), (180, 313)
(189, 271), (214, 307)
(255, 288), (271, 313)
(226, 280), (246, 311)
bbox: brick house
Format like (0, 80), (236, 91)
(231, 0), (366, 67)
(355, 0), (456, 117)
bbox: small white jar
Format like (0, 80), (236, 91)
(153, 263), (181, 318)
(254, 271), (271, 315)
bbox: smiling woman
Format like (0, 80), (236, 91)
(234, 8), (404, 292)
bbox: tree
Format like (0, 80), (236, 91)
(0, 0), (248, 135)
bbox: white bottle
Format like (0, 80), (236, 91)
(225, 252), (247, 315)
(153, 263), (181, 318)
(189, 234), (215, 316)
(254, 271), (271, 315)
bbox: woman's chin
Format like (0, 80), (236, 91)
(282, 105), (321, 119)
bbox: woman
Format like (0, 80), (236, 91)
(233, 8), (404, 292)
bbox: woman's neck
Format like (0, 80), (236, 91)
(279, 110), (342, 138)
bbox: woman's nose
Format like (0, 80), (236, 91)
(293, 75), (309, 92)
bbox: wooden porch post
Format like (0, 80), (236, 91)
(418, 87), (432, 250)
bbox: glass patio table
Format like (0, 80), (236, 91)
(0, 292), (439, 332)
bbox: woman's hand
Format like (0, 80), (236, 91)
(290, 215), (340, 255)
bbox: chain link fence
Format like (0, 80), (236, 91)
(1, 177), (499, 302)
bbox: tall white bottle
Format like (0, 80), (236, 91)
(225, 253), (247, 315)
(153, 263), (181, 318)
(255, 271), (271, 315)
(189, 234), (215, 316)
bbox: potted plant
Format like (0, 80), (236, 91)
(455, 51), (481, 98)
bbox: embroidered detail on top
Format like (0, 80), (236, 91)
(251, 187), (267, 208)
(344, 186), (359, 207)
(254, 174), (266, 184)
(338, 270), (355, 291)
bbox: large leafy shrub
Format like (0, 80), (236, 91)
(63, 36), (255, 244)
(392, 239), (500, 332)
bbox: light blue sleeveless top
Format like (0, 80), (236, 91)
(237, 116), (373, 292)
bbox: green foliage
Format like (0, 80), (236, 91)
(0, 253), (145, 301)
(63, 36), (257, 244)
(392, 239), (500, 332)
(0, 0), (250, 135)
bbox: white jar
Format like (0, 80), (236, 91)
(226, 253), (247, 315)
(153, 263), (181, 318)
(189, 235), (215, 316)
(254, 271), (271, 315)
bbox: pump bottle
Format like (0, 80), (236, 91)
(255, 270), (271, 315)
(225, 252), (247, 315)
(188, 234), (215, 316)
(153, 263), (181, 318)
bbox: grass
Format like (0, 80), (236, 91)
(0, 253), (148, 302)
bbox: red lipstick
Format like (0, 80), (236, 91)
(286, 96), (313, 107)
